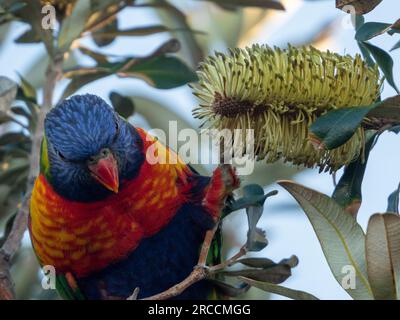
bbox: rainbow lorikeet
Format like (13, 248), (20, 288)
(29, 94), (239, 300)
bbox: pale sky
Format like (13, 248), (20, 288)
(0, 0), (399, 300)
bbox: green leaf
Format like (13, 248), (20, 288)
(58, 0), (91, 51)
(65, 40), (195, 91)
(237, 257), (277, 269)
(18, 73), (36, 102)
(13, 1), (54, 56)
(358, 41), (376, 67)
(16, 88), (39, 125)
(211, 280), (250, 297)
(0, 132), (30, 146)
(90, 0), (120, 13)
(240, 185), (270, 251)
(92, 15), (118, 47)
(240, 277), (318, 300)
(355, 15), (365, 31)
(391, 39), (400, 52)
(225, 188), (277, 213)
(362, 41), (400, 94)
(355, 22), (392, 41)
(366, 213), (400, 300)
(0, 213), (16, 247)
(11, 106), (31, 119)
(78, 46), (109, 64)
(0, 113), (12, 125)
(0, 1), (26, 26)
(367, 95), (400, 124)
(92, 25), (197, 38)
(109, 92), (135, 119)
(245, 218), (267, 252)
(120, 55), (198, 89)
(14, 27), (41, 44)
(390, 125), (400, 134)
(0, 157), (29, 184)
(151, 0), (204, 65)
(0, 76), (17, 113)
(200, 0), (285, 10)
(278, 180), (373, 300)
(0, 182), (24, 221)
(6, 2), (27, 13)
(61, 71), (109, 100)
(387, 183), (400, 214)
(222, 265), (292, 284)
(238, 255), (298, 269)
(387, 18), (400, 35)
(309, 103), (379, 150)
(332, 132), (377, 217)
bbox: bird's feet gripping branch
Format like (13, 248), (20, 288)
(203, 164), (240, 220)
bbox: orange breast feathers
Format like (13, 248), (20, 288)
(29, 129), (193, 277)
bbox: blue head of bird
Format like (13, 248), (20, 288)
(42, 94), (144, 202)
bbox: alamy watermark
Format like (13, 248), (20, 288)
(340, 5), (359, 30)
(41, 5), (56, 30)
(145, 121), (255, 175)
(41, 265), (56, 290)
(341, 265), (356, 290)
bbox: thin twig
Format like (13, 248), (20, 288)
(142, 266), (208, 300)
(208, 245), (247, 273)
(83, 2), (128, 35)
(0, 194), (31, 300)
(198, 223), (219, 267)
(0, 111), (29, 130)
(0, 53), (63, 300)
(142, 226), (248, 300)
(1, 195), (31, 261)
(141, 223), (219, 300)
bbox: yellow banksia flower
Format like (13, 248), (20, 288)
(192, 44), (382, 172)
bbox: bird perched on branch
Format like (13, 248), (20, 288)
(29, 94), (239, 299)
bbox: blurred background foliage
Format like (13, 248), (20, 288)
(0, 0), (399, 299)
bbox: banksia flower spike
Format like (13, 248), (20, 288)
(192, 45), (382, 172)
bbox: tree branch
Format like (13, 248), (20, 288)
(198, 223), (219, 267)
(0, 53), (63, 300)
(83, 2), (128, 35)
(208, 245), (247, 273)
(141, 266), (208, 300)
(140, 224), (248, 300)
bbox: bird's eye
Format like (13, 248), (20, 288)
(100, 148), (109, 157)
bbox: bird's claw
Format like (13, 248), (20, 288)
(202, 164), (240, 218)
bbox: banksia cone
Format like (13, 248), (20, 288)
(192, 45), (382, 172)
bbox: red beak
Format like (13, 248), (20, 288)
(88, 151), (119, 193)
